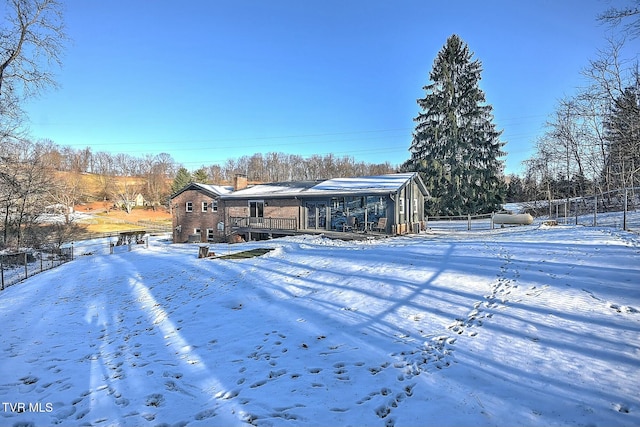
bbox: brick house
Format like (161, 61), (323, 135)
(170, 173), (429, 243)
(223, 172), (429, 240)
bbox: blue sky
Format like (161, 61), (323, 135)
(22, 0), (630, 175)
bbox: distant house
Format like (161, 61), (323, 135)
(170, 173), (429, 243)
(133, 193), (145, 208)
(170, 182), (233, 243)
(116, 193), (146, 211)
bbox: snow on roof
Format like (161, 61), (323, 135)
(226, 181), (320, 198)
(171, 182), (233, 199)
(223, 173), (421, 198)
(193, 183), (233, 195)
(310, 173), (417, 193)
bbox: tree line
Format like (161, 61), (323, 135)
(171, 152), (394, 193)
(43, 142), (394, 186)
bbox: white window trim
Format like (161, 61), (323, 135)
(211, 200), (218, 212)
(399, 198), (405, 215)
(202, 201), (208, 212)
(186, 201), (193, 212)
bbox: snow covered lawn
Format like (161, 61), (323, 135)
(1, 225), (639, 426)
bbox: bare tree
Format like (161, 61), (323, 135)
(49, 171), (82, 224)
(112, 153), (142, 213)
(140, 152), (174, 209)
(92, 151), (116, 201)
(599, 0), (640, 39)
(0, 139), (51, 248)
(523, 34), (638, 202)
(205, 164), (223, 183)
(581, 38), (638, 191)
(0, 0), (66, 105)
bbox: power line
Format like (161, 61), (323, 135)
(38, 127), (414, 148)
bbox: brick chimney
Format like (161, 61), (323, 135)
(233, 174), (248, 191)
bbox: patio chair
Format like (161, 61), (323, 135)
(373, 217), (387, 233)
(343, 216), (358, 232)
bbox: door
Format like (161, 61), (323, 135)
(249, 200), (264, 226)
(306, 202), (326, 230)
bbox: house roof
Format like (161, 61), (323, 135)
(170, 182), (233, 199)
(222, 173), (428, 199)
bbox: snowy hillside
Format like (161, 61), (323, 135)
(0, 225), (639, 426)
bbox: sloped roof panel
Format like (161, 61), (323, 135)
(222, 173), (426, 199)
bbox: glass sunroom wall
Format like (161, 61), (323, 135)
(345, 197), (366, 228)
(330, 197), (345, 230)
(366, 196), (387, 224)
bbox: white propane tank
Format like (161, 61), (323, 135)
(493, 211), (534, 225)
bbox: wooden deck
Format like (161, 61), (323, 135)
(229, 216), (390, 241)
(231, 225), (388, 241)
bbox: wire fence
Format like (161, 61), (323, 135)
(0, 232), (166, 292)
(518, 187), (640, 232)
(426, 214), (494, 231)
(1, 249), (72, 290)
(426, 187), (640, 233)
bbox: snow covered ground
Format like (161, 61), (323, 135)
(0, 224), (639, 426)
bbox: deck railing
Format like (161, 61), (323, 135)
(230, 216), (298, 231)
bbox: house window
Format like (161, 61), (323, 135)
(413, 198), (419, 214)
(202, 201), (208, 212)
(186, 202), (193, 212)
(249, 200), (264, 218)
(399, 198), (405, 215)
(206, 228), (215, 241)
(211, 200), (218, 212)
(194, 228), (201, 235)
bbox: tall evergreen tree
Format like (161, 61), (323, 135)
(603, 84), (640, 188)
(405, 34), (506, 215)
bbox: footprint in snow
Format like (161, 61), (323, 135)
(195, 408), (217, 420)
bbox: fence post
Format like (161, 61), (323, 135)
(623, 187), (628, 231)
(1, 258), (4, 290)
(467, 214), (471, 231)
(71, 242), (74, 261)
(24, 252), (28, 280)
(593, 192), (597, 227)
(40, 253), (43, 272)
